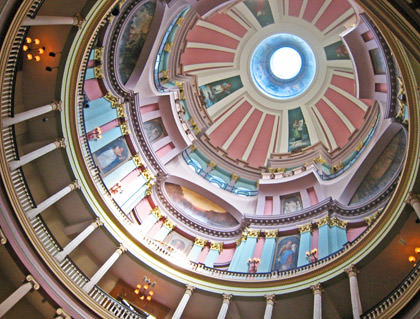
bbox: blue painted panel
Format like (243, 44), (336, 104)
(257, 238), (276, 272)
(103, 160), (136, 188)
(88, 126), (123, 153)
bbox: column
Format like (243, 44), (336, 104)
(188, 238), (206, 262)
(263, 295), (275, 319)
(228, 235), (246, 272)
(172, 285), (195, 319)
(0, 275), (39, 317)
(297, 223), (313, 267)
(257, 230), (277, 273)
(204, 242), (223, 268)
(139, 207), (162, 234)
(331, 217), (347, 251)
(154, 219), (176, 242)
(2, 101), (61, 127)
(55, 219), (103, 262)
(345, 265), (363, 319)
(22, 15), (84, 27)
(311, 283), (322, 319)
(0, 226), (6, 245)
(237, 229), (259, 272)
(217, 293), (232, 319)
(9, 138), (66, 171)
(26, 180), (79, 220)
(405, 192), (420, 220)
(317, 216), (330, 259)
(83, 244), (126, 293)
(55, 308), (71, 319)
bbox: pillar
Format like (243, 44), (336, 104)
(317, 216), (330, 259)
(204, 242), (223, 268)
(26, 180), (79, 220)
(139, 207), (162, 234)
(83, 244), (126, 293)
(172, 285), (195, 319)
(0, 275), (39, 317)
(236, 229), (259, 272)
(154, 219), (176, 242)
(257, 230), (277, 273)
(55, 219), (103, 262)
(297, 223), (313, 267)
(2, 101), (61, 127)
(263, 295), (275, 319)
(0, 226), (6, 245)
(228, 236), (245, 272)
(311, 283), (322, 319)
(55, 308), (72, 319)
(217, 293), (232, 319)
(405, 192), (420, 220)
(9, 138), (66, 171)
(330, 217), (347, 252)
(22, 15), (84, 27)
(188, 238), (206, 262)
(345, 265), (363, 319)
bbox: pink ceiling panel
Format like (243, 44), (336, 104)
(209, 101), (252, 147)
(316, 99), (351, 148)
(324, 88), (365, 129)
(226, 109), (263, 159)
(84, 79), (105, 101)
(156, 142), (175, 158)
(206, 13), (248, 37)
(186, 26), (239, 49)
(289, 0), (304, 17)
(302, 0), (325, 22)
(315, 0), (351, 31)
(181, 48), (234, 65)
(247, 114), (275, 167)
(330, 75), (355, 95)
(140, 103), (159, 114)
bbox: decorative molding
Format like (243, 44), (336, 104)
(247, 229), (260, 238)
(222, 293), (232, 302)
(55, 138), (66, 148)
(210, 242), (223, 252)
(311, 283), (322, 294)
(26, 274), (40, 291)
(330, 217), (347, 229)
(194, 237), (207, 247)
(345, 264), (359, 277)
(141, 168), (155, 182)
(405, 192), (420, 205)
(70, 180), (80, 190)
(265, 294), (275, 305)
(0, 226), (7, 245)
(117, 244), (127, 255)
(51, 100), (62, 111)
(364, 209), (381, 226)
(116, 103), (126, 118)
(119, 121), (130, 135)
(164, 218), (176, 230)
(93, 65), (104, 79)
(92, 218), (103, 228)
(93, 47), (104, 61)
(104, 92), (120, 106)
(299, 223), (312, 233)
(55, 307), (72, 319)
(132, 154), (144, 167)
(151, 207), (164, 219)
(185, 284), (195, 295)
(265, 230), (277, 238)
(317, 216), (330, 227)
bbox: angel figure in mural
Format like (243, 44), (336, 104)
(95, 139), (129, 174)
(200, 82), (232, 107)
(275, 240), (297, 270)
(292, 119), (304, 141)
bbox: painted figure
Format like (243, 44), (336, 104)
(276, 240), (297, 270)
(95, 138), (129, 174)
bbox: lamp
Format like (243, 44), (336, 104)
(247, 257), (260, 273)
(306, 248), (318, 263)
(134, 276), (156, 301)
(22, 37), (45, 62)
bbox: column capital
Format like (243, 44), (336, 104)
(222, 293), (232, 303)
(299, 223), (312, 233)
(185, 284), (195, 295)
(73, 13), (85, 28)
(208, 160), (217, 169)
(164, 218), (176, 230)
(311, 283), (323, 294)
(55, 307), (71, 319)
(264, 230), (277, 238)
(51, 100), (62, 111)
(194, 237), (207, 247)
(142, 168), (155, 182)
(247, 228), (260, 238)
(151, 207), (164, 219)
(330, 217), (347, 229)
(265, 294), (275, 305)
(345, 264), (359, 277)
(92, 218), (103, 228)
(210, 242), (223, 252)
(0, 226), (6, 245)
(70, 180), (80, 190)
(317, 216), (330, 227)
(405, 192), (420, 205)
(54, 138), (66, 148)
(117, 244), (127, 255)
(132, 154), (144, 167)
(25, 275), (40, 290)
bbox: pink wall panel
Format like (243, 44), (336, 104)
(206, 13), (247, 37)
(315, 0), (351, 31)
(331, 75), (355, 95)
(84, 79), (105, 101)
(347, 226), (367, 242)
(209, 101), (252, 146)
(324, 88), (365, 129)
(264, 196), (273, 215)
(120, 168), (142, 187)
(247, 115), (275, 167)
(148, 220), (163, 237)
(254, 237), (265, 259)
(197, 246), (210, 264)
(216, 247), (235, 264)
(375, 83), (388, 92)
(140, 103), (159, 114)
(87, 60), (95, 68)
(307, 187), (319, 205)
(135, 198), (152, 222)
(186, 26), (239, 49)
(312, 228), (319, 259)
(289, 0), (304, 17)
(226, 109), (263, 159)
(156, 142), (175, 158)
(302, 0), (325, 22)
(181, 48), (234, 66)
(316, 99), (351, 148)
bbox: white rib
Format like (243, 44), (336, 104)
(222, 106), (255, 150)
(330, 84), (368, 111)
(206, 96), (246, 135)
(183, 62), (233, 72)
(311, 0), (332, 24)
(197, 20), (242, 41)
(323, 96), (355, 133)
(186, 42), (237, 53)
(322, 8), (354, 34)
(312, 106), (338, 151)
(300, 0), (308, 18)
(242, 113), (266, 161)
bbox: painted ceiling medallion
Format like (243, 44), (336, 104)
(250, 33), (316, 100)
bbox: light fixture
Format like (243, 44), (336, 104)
(415, 247), (420, 254)
(133, 276), (156, 302)
(306, 248), (318, 263)
(247, 257), (260, 273)
(409, 256), (416, 263)
(22, 37), (45, 62)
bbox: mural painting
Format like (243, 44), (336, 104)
(143, 118), (167, 143)
(164, 231), (192, 255)
(324, 40), (350, 60)
(117, 1), (156, 84)
(244, 0), (274, 27)
(93, 137), (130, 175)
(350, 130), (406, 204)
(369, 48), (386, 75)
(199, 76), (243, 109)
(272, 235), (300, 271)
(281, 193), (303, 214)
(288, 107), (311, 152)
(165, 183), (239, 228)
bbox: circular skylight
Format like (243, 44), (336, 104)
(250, 33), (316, 100)
(270, 47), (302, 79)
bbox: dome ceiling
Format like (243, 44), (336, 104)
(179, 0), (372, 170)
